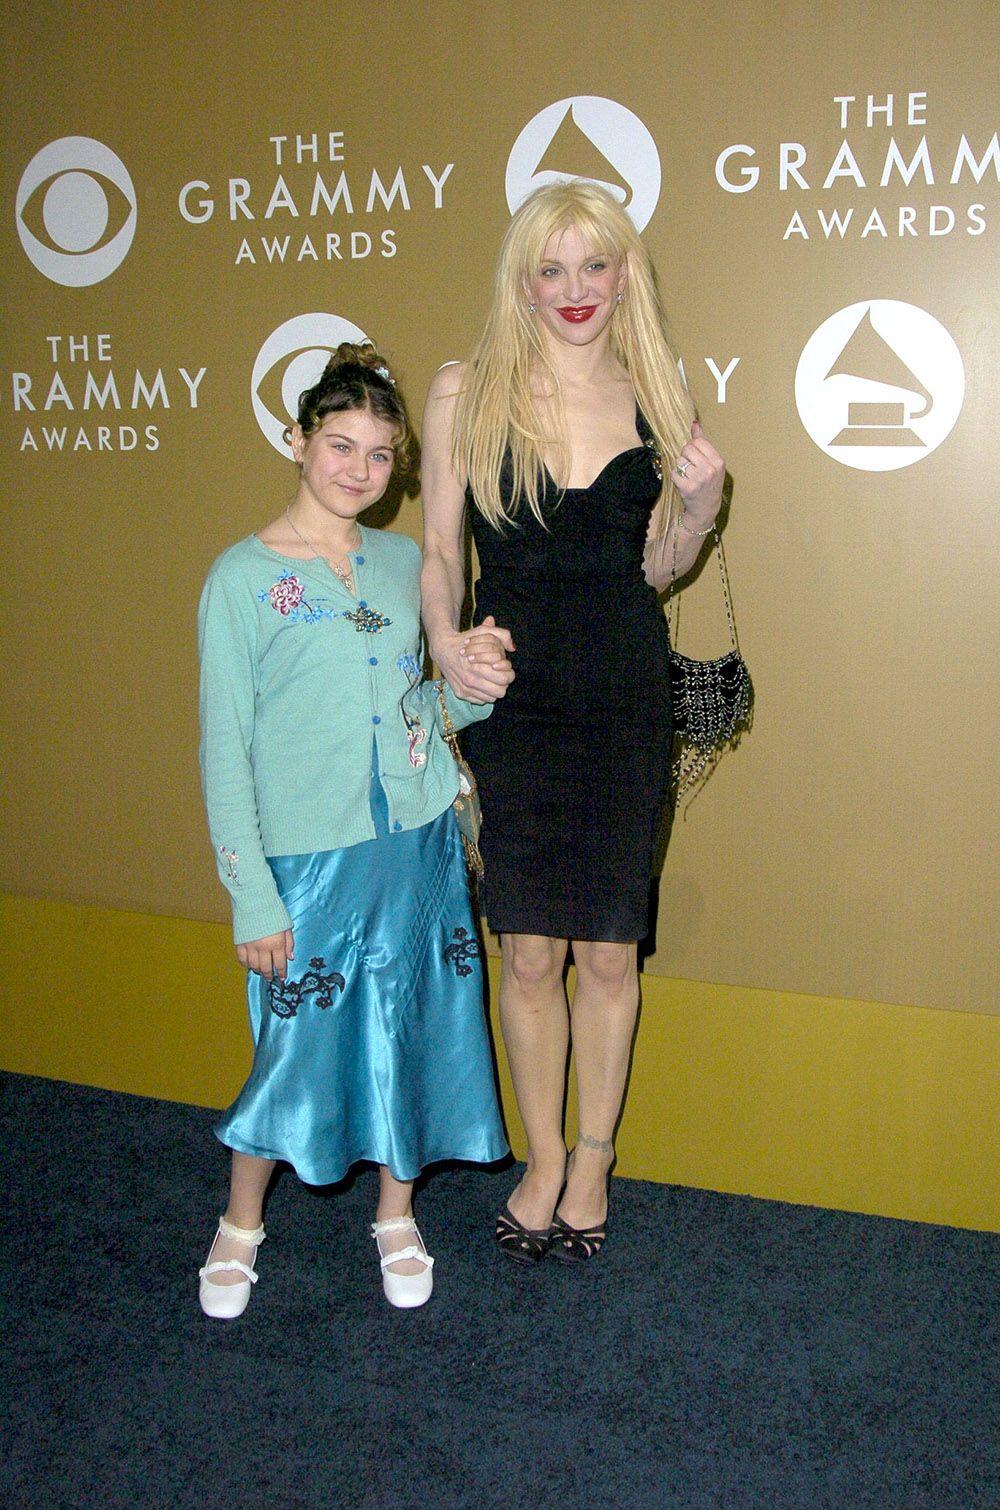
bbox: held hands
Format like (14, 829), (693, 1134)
(237, 929), (294, 981)
(434, 614), (516, 704)
(673, 420), (725, 528)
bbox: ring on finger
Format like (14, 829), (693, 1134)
(675, 459), (692, 477)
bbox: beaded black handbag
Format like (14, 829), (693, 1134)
(668, 524), (753, 800)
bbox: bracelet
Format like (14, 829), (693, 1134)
(678, 512), (715, 537)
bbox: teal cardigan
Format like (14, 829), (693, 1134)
(198, 527), (491, 945)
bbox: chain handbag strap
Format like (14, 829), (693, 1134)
(437, 678), (461, 755)
(437, 680), (484, 877)
(668, 518), (741, 654)
(666, 508), (754, 805)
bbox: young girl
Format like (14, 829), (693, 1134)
(197, 343), (508, 1316)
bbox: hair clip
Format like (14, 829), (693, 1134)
(374, 363), (396, 386)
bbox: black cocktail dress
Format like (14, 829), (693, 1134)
(464, 412), (673, 941)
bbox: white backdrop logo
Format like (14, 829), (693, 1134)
(16, 137), (137, 286)
(795, 300), (964, 471)
(506, 98), (661, 231)
(251, 312), (368, 454)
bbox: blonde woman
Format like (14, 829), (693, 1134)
(420, 182), (725, 1264)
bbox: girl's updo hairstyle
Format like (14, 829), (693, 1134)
(288, 342), (412, 469)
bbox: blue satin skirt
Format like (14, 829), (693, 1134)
(215, 764), (508, 1185)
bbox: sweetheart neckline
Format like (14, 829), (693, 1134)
(552, 440), (651, 494)
(544, 402), (653, 492)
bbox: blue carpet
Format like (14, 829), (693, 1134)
(3, 1072), (998, 1508)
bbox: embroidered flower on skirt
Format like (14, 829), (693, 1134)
(443, 926), (480, 978)
(269, 956), (346, 1019)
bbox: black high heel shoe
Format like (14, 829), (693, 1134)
(548, 1212), (607, 1263)
(494, 1205), (553, 1265)
(549, 1147), (614, 1264)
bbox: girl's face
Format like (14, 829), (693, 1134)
(526, 224), (627, 351)
(291, 407), (398, 522)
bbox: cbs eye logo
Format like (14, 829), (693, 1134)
(251, 313), (369, 455)
(16, 137), (137, 287)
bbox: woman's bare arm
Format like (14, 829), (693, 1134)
(644, 421), (726, 592)
(420, 364), (515, 701)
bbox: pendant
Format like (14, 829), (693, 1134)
(342, 603), (392, 634)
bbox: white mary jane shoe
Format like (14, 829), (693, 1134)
(371, 1216), (435, 1309)
(198, 1215), (266, 1319)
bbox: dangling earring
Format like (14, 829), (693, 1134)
(528, 302), (537, 314)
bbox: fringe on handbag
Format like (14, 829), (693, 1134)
(437, 681), (484, 877)
(668, 523), (754, 802)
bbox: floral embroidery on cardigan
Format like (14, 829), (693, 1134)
(396, 652), (422, 680)
(259, 572), (337, 624)
(219, 846), (239, 883)
(399, 662), (427, 767)
(405, 721), (427, 768)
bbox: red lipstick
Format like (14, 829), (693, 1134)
(558, 305), (597, 323)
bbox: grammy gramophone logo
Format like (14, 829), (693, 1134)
(505, 97), (661, 231)
(795, 300), (965, 471)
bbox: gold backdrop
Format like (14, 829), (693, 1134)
(3, 0), (998, 1014)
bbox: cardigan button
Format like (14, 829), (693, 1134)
(369, 657), (378, 666)
(356, 555), (365, 565)
(393, 821), (402, 832)
(371, 715), (381, 725)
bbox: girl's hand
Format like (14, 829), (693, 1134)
(463, 615), (515, 683)
(435, 616), (515, 703)
(237, 929), (295, 981)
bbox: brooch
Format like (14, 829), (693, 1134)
(343, 603), (392, 634)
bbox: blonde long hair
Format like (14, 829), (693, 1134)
(453, 180), (696, 534)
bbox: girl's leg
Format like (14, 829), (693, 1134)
(226, 1149), (277, 1226)
(498, 932), (571, 1231)
(375, 1166), (423, 1276)
(558, 939), (639, 1230)
(207, 1149), (276, 1287)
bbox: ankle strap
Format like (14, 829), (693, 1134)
(371, 1216), (416, 1237)
(218, 1215), (266, 1245)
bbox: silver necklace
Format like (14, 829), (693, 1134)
(284, 507), (359, 588)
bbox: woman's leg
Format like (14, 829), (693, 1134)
(558, 939), (639, 1230)
(206, 1149), (276, 1287)
(499, 931), (570, 1230)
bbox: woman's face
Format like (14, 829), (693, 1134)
(291, 407), (398, 522)
(526, 224), (627, 351)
